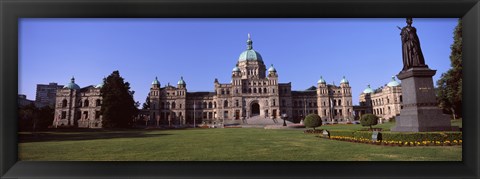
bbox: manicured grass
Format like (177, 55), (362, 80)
(19, 127), (461, 161)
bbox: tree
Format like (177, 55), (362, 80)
(36, 105), (54, 129)
(18, 103), (36, 131)
(304, 114), (322, 130)
(360, 114), (378, 131)
(100, 71), (137, 128)
(436, 19), (462, 119)
(142, 96), (150, 110)
(18, 104), (54, 131)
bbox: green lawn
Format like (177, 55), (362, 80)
(19, 123), (462, 161)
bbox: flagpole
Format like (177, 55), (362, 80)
(193, 100), (196, 128)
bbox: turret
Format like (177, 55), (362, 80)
(177, 76), (186, 89)
(267, 64), (277, 77)
(152, 76), (160, 89)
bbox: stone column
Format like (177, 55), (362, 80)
(391, 67), (457, 132)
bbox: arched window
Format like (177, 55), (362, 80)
(208, 102), (213, 108)
(339, 100), (342, 106)
(214, 102), (217, 108)
(264, 88), (267, 93)
(253, 88), (257, 93)
(172, 102), (176, 109)
(272, 99), (276, 106)
(258, 88), (262, 93)
(84, 99), (89, 107)
(248, 88), (252, 93)
(203, 102), (207, 108)
(224, 100), (228, 108)
(96, 99), (101, 106)
(166, 102), (170, 109)
(62, 99), (68, 108)
(235, 100), (239, 107)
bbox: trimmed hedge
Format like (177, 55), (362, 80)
(353, 131), (373, 140)
(329, 130), (462, 142)
(381, 132), (462, 142)
(329, 130), (355, 138)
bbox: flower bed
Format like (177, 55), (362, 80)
(324, 130), (462, 147)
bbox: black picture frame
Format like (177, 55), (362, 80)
(1, 0), (479, 178)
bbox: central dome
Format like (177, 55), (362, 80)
(64, 77), (81, 90)
(238, 33), (263, 62)
(239, 50), (263, 62)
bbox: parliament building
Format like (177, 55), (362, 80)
(147, 34), (354, 126)
(53, 34), (357, 128)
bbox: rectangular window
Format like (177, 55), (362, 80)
(95, 111), (100, 119)
(61, 111), (66, 119)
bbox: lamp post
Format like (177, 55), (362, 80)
(282, 113), (287, 126)
(193, 100), (196, 128)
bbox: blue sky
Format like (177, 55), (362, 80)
(19, 18), (458, 105)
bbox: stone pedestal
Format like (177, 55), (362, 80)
(391, 67), (458, 132)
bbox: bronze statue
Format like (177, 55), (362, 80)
(400, 18), (427, 71)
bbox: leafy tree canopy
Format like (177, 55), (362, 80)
(100, 70), (138, 128)
(436, 19), (462, 119)
(360, 114), (378, 130)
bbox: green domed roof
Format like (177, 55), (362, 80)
(177, 76), (186, 85)
(238, 33), (263, 62)
(387, 76), (400, 87)
(268, 64), (276, 72)
(232, 66), (240, 72)
(317, 76), (326, 84)
(238, 50), (263, 62)
(95, 80), (104, 88)
(340, 76), (349, 84)
(63, 76), (80, 90)
(152, 77), (160, 85)
(363, 84), (374, 94)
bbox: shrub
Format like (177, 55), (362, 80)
(304, 114), (322, 130)
(360, 114), (378, 130)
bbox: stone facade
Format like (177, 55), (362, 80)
(53, 77), (103, 128)
(51, 35), (354, 128)
(148, 35), (353, 126)
(357, 77), (402, 121)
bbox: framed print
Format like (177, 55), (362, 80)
(1, 0), (479, 178)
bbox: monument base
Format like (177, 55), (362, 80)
(391, 106), (459, 132)
(391, 67), (458, 132)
